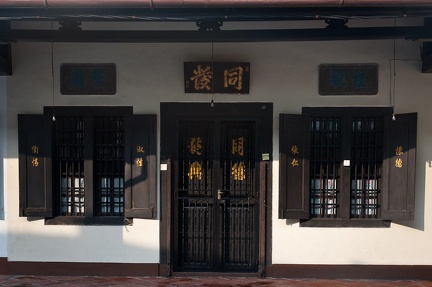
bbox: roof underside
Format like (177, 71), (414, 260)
(0, 0), (432, 43)
(2, 0), (432, 8)
(1, 0), (432, 22)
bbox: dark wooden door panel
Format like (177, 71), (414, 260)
(175, 119), (258, 271)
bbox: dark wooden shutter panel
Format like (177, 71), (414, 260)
(18, 114), (53, 217)
(382, 113), (417, 221)
(124, 115), (157, 219)
(279, 114), (310, 219)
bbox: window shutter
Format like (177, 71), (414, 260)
(18, 115), (53, 217)
(124, 115), (157, 219)
(279, 114), (310, 219)
(382, 113), (417, 221)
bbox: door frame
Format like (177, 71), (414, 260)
(160, 102), (273, 276)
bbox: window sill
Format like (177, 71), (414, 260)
(45, 216), (133, 226)
(300, 218), (391, 228)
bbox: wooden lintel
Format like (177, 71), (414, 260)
(422, 42), (432, 73)
(0, 44), (11, 76)
(0, 26), (431, 43)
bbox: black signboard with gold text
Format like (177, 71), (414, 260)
(184, 62), (250, 94)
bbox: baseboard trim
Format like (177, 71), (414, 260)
(0, 257), (7, 274)
(266, 264), (432, 280)
(5, 261), (159, 276)
(2, 260), (432, 280)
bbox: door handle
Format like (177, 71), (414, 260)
(217, 189), (224, 200)
(217, 189), (226, 205)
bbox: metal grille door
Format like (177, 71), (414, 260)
(175, 120), (258, 272)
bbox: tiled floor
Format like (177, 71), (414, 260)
(0, 276), (432, 287)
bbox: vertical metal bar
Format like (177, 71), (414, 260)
(327, 118), (331, 216)
(107, 117), (111, 215)
(66, 118), (70, 215)
(191, 200), (196, 265)
(310, 118), (315, 216)
(361, 118), (365, 217)
(199, 201), (202, 266)
(108, 117), (113, 215)
(352, 118), (356, 218)
(184, 199), (189, 265)
(258, 161), (267, 276)
(197, 200), (201, 266)
(374, 118), (379, 217)
(368, 118), (371, 216)
(78, 123), (82, 216)
(95, 117), (100, 215)
(320, 118), (325, 217)
(71, 117), (75, 215)
(164, 159), (172, 276)
(311, 118), (316, 216)
(235, 201), (239, 264)
(335, 118), (339, 217)
(100, 117), (104, 215)
(72, 117), (76, 216)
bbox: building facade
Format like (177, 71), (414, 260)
(1, 2), (432, 279)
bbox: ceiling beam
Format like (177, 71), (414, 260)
(0, 44), (11, 75)
(0, 25), (430, 43)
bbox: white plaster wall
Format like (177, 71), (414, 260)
(271, 42), (432, 266)
(5, 19), (432, 264)
(0, 77), (7, 258)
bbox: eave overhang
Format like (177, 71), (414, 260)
(0, 0), (432, 43)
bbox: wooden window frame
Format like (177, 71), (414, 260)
(19, 106), (157, 226)
(279, 107), (417, 228)
(46, 107), (130, 225)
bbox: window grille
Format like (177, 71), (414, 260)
(280, 107), (416, 226)
(350, 117), (383, 218)
(310, 117), (341, 218)
(94, 116), (125, 216)
(54, 115), (125, 217)
(55, 116), (85, 216)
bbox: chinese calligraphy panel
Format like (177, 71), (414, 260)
(319, 64), (378, 95)
(61, 64), (116, 95)
(18, 114), (53, 217)
(184, 62), (250, 94)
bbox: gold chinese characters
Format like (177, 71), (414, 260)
(135, 145), (145, 167)
(31, 145), (39, 167)
(231, 136), (246, 181)
(290, 145), (300, 167)
(190, 65), (213, 91)
(188, 137), (204, 180)
(185, 62), (250, 94)
(395, 146), (403, 168)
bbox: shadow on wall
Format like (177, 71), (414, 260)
(7, 221), (159, 266)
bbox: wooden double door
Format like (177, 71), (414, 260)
(160, 103), (272, 274)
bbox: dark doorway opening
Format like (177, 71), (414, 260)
(160, 103), (272, 275)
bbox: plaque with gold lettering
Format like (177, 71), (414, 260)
(184, 62), (250, 94)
